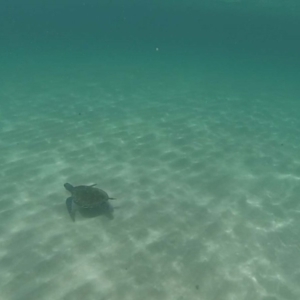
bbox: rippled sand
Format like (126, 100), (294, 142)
(1, 60), (300, 300)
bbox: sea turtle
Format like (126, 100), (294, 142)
(64, 182), (115, 222)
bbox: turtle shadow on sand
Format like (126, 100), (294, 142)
(64, 182), (117, 222)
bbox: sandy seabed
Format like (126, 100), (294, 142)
(1, 67), (300, 300)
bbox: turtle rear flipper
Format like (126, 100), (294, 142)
(66, 197), (76, 222)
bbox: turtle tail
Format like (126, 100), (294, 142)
(64, 183), (74, 192)
(109, 197), (116, 200)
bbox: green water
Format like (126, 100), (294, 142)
(1, 1), (300, 300)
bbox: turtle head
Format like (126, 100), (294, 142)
(64, 183), (74, 192)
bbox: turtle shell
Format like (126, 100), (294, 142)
(71, 185), (110, 208)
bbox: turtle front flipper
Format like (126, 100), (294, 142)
(66, 197), (77, 222)
(64, 183), (74, 193)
